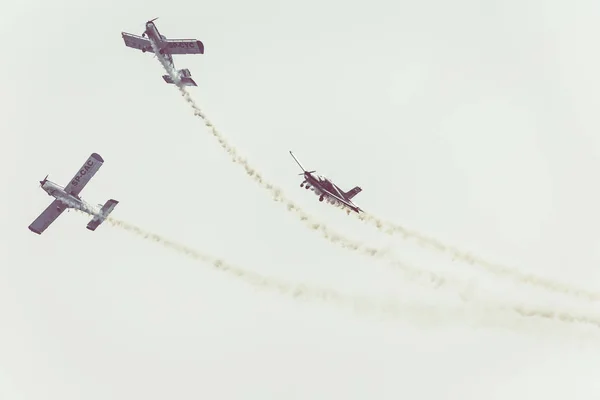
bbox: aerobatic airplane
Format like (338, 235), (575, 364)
(28, 153), (119, 235)
(121, 18), (205, 86)
(289, 151), (363, 214)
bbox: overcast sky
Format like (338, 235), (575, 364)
(2, 0), (600, 398)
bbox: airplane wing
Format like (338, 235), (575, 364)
(121, 33), (204, 54)
(28, 199), (68, 235)
(63, 153), (104, 197)
(163, 39), (205, 54)
(122, 32), (152, 51)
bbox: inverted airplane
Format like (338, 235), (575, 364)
(289, 151), (363, 214)
(28, 153), (119, 235)
(121, 17), (204, 87)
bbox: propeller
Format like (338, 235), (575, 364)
(39, 174), (48, 187)
(299, 170), (316, 175)
(142, 17), (159, 36)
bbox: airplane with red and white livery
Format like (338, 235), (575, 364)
(289, 151), (363, 214)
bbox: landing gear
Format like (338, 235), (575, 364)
(305, 185), (310, 189)
(300, 181), (306, 187)
(319, 195), (324, 202)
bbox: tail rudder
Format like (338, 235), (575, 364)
(87, 199), (119, 231)
(344, 186), (362, 200)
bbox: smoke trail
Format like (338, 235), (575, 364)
(146, 44), (476, 294)
(102, 215), (600, 338)
(149, 44), (600, 305)
(358, 212), (600, 302)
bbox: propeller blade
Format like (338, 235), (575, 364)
(143, 17), (158, 35)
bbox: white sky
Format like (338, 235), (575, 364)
(2, 0), (600, 398)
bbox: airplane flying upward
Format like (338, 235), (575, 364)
(289, 151), (363, 214)
(28, 153), (119, 235)
(121, 18), (205, 86)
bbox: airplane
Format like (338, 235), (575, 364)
(121, 17), (205, 87)
(28, 153), (119, 235)
(289, 151), (363, 214)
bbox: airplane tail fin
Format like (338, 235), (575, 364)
(344, 186), (362, 200)
(162, 68), (197, 87)
(87, 199), (119, 231)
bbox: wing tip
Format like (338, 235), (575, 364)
(28, 225), (42, 235)
(91, 153), (104, 163)
(196, 40), (205, 54)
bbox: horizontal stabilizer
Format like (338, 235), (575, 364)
(87, 199), (119, 231)
(163, 75), (197, 86)
(163, 69), (197, 86)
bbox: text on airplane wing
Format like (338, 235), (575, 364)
(163, 39), (204, 54)
(28, 199), (68, 235)
(63, 153), (104, 197)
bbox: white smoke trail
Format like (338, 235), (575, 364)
(358, 212), (600, 302)
(64, 181), (600, 339)
(146, 44), (480, 294)
(102, 214), (600, 340)
(149, 43), (600, 305)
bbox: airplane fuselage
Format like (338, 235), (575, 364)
(303, 172), (340, 197)
(144, 22), (162, 44)
(143, 21), (174, 64)
(41, 180), (95, 214)
(300, 172), (360, 213)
